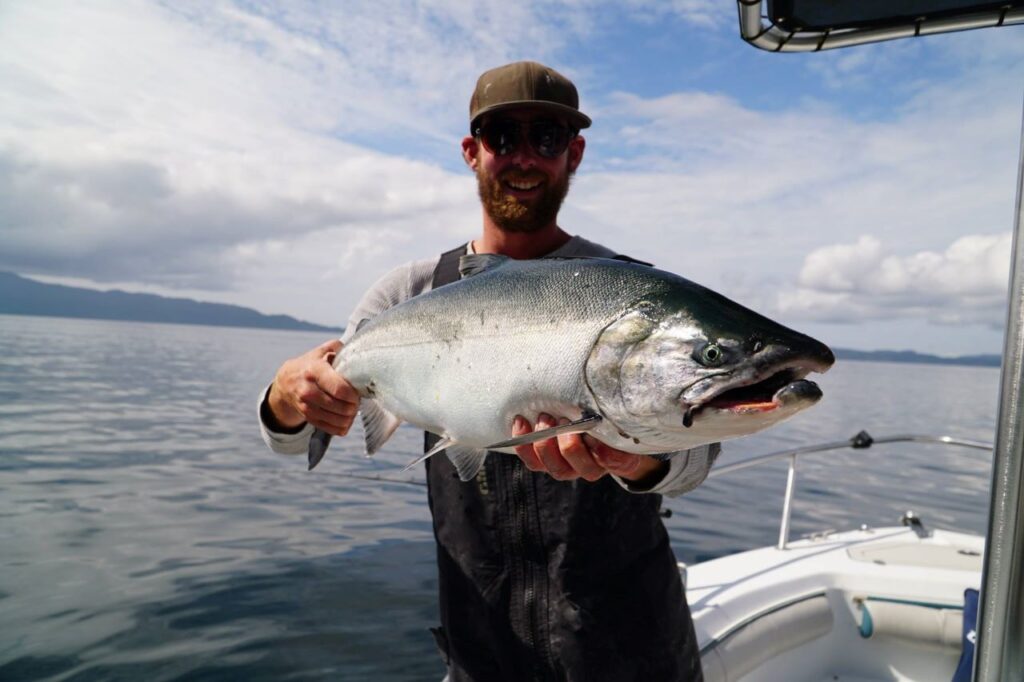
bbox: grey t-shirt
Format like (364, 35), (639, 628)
(259, 234), (719, 497)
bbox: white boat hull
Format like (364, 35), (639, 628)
(685, 526), (982, 681)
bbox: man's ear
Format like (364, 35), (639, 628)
(462, 136), (479, 170)
(568, 135), (585, 173)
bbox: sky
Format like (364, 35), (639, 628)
(1, 1), (1022, 356)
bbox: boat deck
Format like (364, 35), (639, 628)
(685, 526), (983, 682)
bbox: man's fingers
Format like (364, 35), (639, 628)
(557, 420), (605, 481)
(533, 414), (577, 480)
(318, 338), (343, 358)
(306, 341), (356, 437)
(311, 359), (361, 403)
(306, 404), (357, 436)
(505, 417), (662, 484)
(269, 340), (353, 432)
(316, 372), (361, 404)
(310, 340), (353, 398)
(303, 394), (358, 424)
(288, 367), (358, 426)
(511, 415), (606, 481)
(585, 436), (644, 478)
(512, 416), (545, 471)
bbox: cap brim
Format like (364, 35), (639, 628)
(471, 100), (592, 131)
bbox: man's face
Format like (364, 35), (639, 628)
(466, 109), (584, 233)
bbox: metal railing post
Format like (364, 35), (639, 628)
(703, 434), (991, 553)
(777, 454), (797, 550)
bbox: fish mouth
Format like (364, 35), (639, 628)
(684, 367), (824, 425)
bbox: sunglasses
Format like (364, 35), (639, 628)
(475, 119), (576, 160)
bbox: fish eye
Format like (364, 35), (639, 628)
(696, 343), (725, 367)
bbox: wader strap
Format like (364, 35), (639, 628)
(611, 254), (653, 267)
(432, 242), (651, 289)
(432, 243), (469, 289)
(424, 243), (468, 459)
(426, 244), (471, 676)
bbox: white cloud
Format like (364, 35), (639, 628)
(805, 38), (925, 90)
(939, 25), (1024, 66)
(800, 23), (1024, 91)
(0, 0), (1020, 354)
(778, 233), (1011, 327)
(568, 64), (1020, 310)
(0, 1), (493, 296)
(619, 0), (731, 28)
(0, 0), (624, 324)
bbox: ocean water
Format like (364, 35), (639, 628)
(0, 314), (1001, 681)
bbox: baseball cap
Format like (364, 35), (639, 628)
(469, 61), (592, 132)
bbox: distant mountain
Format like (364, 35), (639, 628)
(834, 347), (1000, 368)
(0, 271), (340, 333)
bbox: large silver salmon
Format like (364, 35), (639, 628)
(309, 255), (834, 479)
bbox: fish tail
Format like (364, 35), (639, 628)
(308, 429), (332, 470)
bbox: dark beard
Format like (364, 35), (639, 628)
(476, 165), (571, 233)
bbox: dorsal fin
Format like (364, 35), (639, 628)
(458, 254), (510, 279)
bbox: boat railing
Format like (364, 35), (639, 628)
(706, 431), (993, 550)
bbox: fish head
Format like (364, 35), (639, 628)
(585, 287), (834, 449)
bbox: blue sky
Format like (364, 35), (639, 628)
(1, 1), (1022, 355)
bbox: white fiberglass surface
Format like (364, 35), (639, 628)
(692, 529), (977, 682)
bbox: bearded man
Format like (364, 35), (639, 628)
(259, 61), (716, 682)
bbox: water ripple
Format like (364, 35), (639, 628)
(0, 315), (1000, 680)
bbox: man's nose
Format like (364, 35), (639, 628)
(507, 141), (539, 167)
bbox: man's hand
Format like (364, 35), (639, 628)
(511, 414), (668, 486)
(266, 339), (360, 436)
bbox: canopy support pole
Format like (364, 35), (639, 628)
(975, 94), (1024, 682)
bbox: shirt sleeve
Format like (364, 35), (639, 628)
(257, 384), (316, 455)
(257, 257), (439, 456)
(611, 442), (721, 497)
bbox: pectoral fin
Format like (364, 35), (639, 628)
(402, 435), (455, 472)
(485, 413), (603, 450)
(445, 446), (490, 481)
(401, 437), (489, 482)
(308, 399), (401, 472)
(361, 398), (402, 456)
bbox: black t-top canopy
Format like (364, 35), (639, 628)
(768, 0), (1023, 32)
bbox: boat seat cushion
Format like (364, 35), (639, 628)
(858, 597), (962, 651)
(703, 594), (833, 682)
